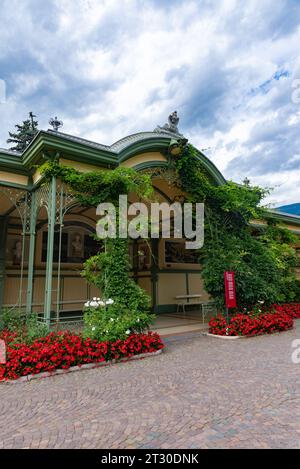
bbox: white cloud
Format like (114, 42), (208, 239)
(0, 0), (300, 205)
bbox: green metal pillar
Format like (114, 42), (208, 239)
(26, 191), (36, 314)
(44, 177), (56, 326)
(151, 239), (159, 313)
(0, 216), (8, 316)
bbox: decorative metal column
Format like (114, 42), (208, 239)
(0, 216), (8, 315)
(150, 238), (159, 312)
(44, 176), (57, 325)
(53, 181), (77, 322)
(26, 191), (37, 314)
(0, 188), (32, 313)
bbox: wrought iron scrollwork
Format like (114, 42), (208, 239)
(0, 187), (32, 233)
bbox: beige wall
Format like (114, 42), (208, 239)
(0, 171), (28, 186)
(156, 272), (209, 306)
(137, 276), (152, 298)
(157, 273), (186, 305)
(120, 152), (167, 168)
(59, 158), (107, 173)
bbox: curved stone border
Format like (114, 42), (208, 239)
(204, 327), (294, 340)
(1, 349), (163, 385)
(204, 332), (244, 340)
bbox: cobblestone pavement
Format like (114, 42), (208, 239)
(1, 322), (300, 449)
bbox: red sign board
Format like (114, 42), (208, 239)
(224, 271), (237, 308)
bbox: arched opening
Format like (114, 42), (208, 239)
(125, 165), (215, 334)
(0, 188), (31, 314)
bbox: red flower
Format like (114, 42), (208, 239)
(0, 330), (164, 381)
(208, 303), (297, 336)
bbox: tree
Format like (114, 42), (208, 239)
(7, 112), (39, 152)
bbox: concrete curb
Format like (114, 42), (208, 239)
(204, 327), (294, 340)
(204, 332), (244, 340)
(1, 349), (163, 385)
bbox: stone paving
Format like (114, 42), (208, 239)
(1, 322), (300, 449)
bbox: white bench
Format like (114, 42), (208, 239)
(175, 294), (202, 314)
(175, 295), (216, 324)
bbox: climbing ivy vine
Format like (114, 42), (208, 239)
(40, 161), (155, 341)
(173, 144), (300, 309)
(40, 142), (300, 321)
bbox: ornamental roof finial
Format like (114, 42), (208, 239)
(49, 116), (63, 132)
(154, 111), (183, 136)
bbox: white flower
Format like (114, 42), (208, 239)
(99, 300), (105, 307)
(84, 301), (90, 307)
(93, 297), (97, 301)
(92, 327), (96, 331)
(97, 297), (101, 301)
(137, 318), (140, 323)
(110, 318), (114, 322)
(258, 300), (265, 304)
(90, 301), (98, 308)
(126, 329), (131, 335)
(106, 298), (114, 305)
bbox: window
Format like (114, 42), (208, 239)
(164, 240), (199, 264)
(41, 230), (101, 263)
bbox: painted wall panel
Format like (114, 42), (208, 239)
(137, 277), (152, 297)
(157, 273), (186, 304)
(188, 273), (210, 301)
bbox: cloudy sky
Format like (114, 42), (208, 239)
(0, 0), (300, 207)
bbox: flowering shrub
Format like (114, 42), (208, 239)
(0, 331), (164, 381)
(209, 305), (295, 336)
(83, 297), (155, 342)
(0, 309), (48, 344)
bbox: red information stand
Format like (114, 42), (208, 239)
(224, 271), (237, 309)
(224, 271), (237, 327)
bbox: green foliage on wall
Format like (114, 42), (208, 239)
(174, 144), (300, 309)
(82, 237), (151, 312)
(40, 146), (300, 315)
(40, 160), (153, 205)
(7, 112), (39, 152)
(40, 161), (154, 339)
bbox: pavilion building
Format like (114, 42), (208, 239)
(0, 115), (300, 325)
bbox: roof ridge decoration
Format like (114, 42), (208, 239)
(46, 129), (173, 153)
(154, 111), (184, 137)
(49, 116), (63, 132)
(47, 129), (111, 151)
(110, 131), (172, 152)
(8, 114), (184, 157)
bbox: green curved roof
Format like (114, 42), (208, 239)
(0, 128), (226, 186)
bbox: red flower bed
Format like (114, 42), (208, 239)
(209, 308), (294, 337)
(273, 303), (300, 319)
(0, 331), (164, 381)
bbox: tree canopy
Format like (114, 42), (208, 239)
(7, 112), (38, 152)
